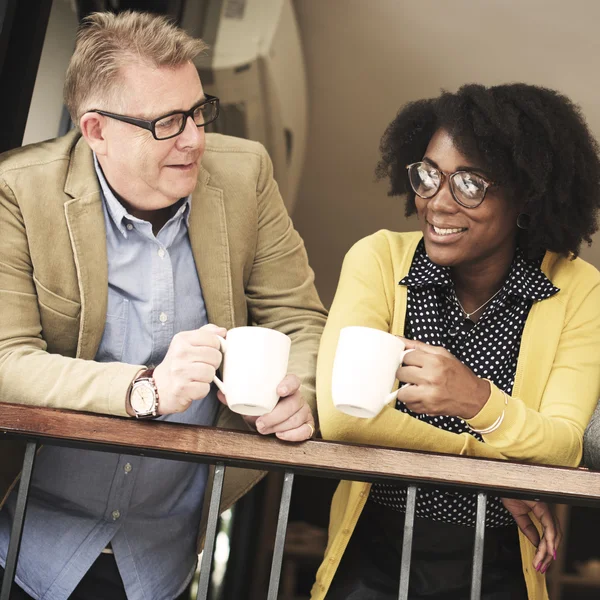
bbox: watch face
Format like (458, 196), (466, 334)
(131, 382), (156, 414)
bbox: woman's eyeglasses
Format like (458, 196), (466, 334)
(406, 161), (495, 208)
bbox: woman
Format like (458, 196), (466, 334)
(312, 84), (600, 600)
(583, 401), (600, 468)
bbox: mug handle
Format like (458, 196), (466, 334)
(384, 348), (414, 405)
(212, 335), (227, 395)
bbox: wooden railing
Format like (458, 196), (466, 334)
(1, 402), (600, 600)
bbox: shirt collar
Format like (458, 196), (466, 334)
(399, 239), (453, 288)
(400, 238), (559, 301)
(93, 154), (191, 238)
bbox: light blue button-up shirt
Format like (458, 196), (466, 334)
(0, 157), (219, 600)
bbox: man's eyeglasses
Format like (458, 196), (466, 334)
(90, 95), (220, 141)
(406, 161), (495, 208)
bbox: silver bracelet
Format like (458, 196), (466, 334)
(471, 392), (509, 435)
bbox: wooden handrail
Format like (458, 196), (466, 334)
(1, 402), (600, 504)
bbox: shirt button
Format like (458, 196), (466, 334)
(159, 312), (168, 323)
(112, 510), (121, 521)
(124, 463), (132, 473)
(126, 223), (133, 231)
(158, 248), (166, 258)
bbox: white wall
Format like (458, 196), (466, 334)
(292, 0), (600, 306)
(22, 0), (78, 146)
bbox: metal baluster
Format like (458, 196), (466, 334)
(1, 442), (37, 600)
(267, 471), (295, 600)
(196, 463), (225, 600)
(398, 485), (417, 600)
(470, 492), (487, 600)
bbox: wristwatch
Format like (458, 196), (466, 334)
(128, 369), (159, 419)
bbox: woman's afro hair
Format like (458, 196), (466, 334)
(376, 83), (600, 258)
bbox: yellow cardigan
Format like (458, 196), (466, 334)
(311, 230), (600, 600)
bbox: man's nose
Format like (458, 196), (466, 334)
(177, 116), (203, 148)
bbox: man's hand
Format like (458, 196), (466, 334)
(395, 338), (490, 419)
(218, 374), (315, 442)
(152, 324), (226, 415)
(501, 498), (561, 574)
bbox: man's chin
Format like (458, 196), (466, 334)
(162, 178), (198, 200)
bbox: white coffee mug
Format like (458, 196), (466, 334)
(332, 326), (413, 418)
(212, 326), (291, 416)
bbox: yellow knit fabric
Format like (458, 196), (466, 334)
(311, 230), (600, 600)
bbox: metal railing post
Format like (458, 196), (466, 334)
(266, 470), (295, 600)
(470, 492), (488, 600)
(196, 462), (226, 600)
(398, 484), (417, 600)
(0, 442), (37, 600)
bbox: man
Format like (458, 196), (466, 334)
(0, 11), (326, 600)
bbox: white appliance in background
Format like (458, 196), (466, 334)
(180, 0), (307, 215)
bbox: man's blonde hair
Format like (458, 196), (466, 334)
(64, 11), (208, 123)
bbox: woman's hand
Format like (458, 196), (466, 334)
(501, 498), (561, 573)
(395, 338), (490, 419)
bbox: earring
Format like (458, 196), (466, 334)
(517, 213), (530, 230)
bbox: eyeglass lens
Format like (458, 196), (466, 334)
(154, 101), (218, 139)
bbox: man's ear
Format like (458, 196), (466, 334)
(79, 113), (108, 156)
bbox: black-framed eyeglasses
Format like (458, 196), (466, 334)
(406, 161), (495, 208)
(90, 95), (220, 140)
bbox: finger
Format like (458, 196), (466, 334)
(256, 397), (308, 434)
(533, 537), (548, 572)
(277, 374), (301, 397)
(276, 419), (315, 442)
(216, 389), (227, 406)
(186, 346), (223, 369)
(396, 365), (429, 386)
(186, 362), (217, 384)
(398, 337), (448, 356)
(186, 327), (226, 349)
(259, 403), (310, 435)
(201, 323), (228, 333)
(512, 513), (541, 549)
(399, 350), (428, 367)
(396, 381), (428, 410)
(555, 521), (563, 557)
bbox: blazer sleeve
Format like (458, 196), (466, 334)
(583, 400), (600, 469)
(317, 235), (505, 461)
(244, 145), (328, 414)
(0, 176), (141, 416)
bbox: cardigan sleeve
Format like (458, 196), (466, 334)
(466, 275), (600, 467)
(317, 234), (505, 461)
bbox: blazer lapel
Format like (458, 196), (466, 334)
(188, 167), (235, 329)
(63, 136), (108, 360)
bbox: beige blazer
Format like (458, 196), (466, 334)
(0, 131), (327, 542)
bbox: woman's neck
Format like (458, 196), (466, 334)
(451, 244), (516, 319)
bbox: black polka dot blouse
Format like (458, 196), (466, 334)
(369, 239), (559, 528)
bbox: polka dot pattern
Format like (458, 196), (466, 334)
(370, 240), (559, 528)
